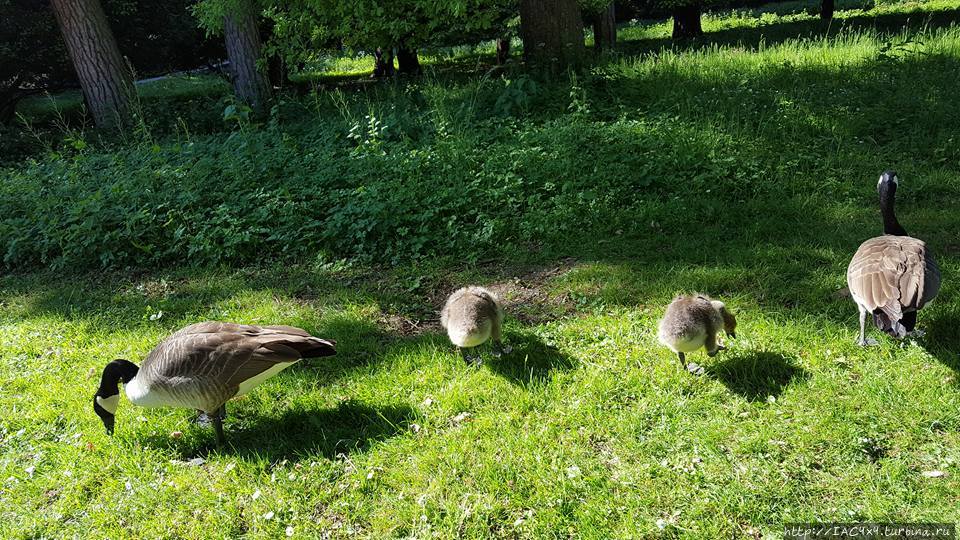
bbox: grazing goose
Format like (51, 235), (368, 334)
(440, 286), (511, 364)
(658, 294), (737, 374)
(846, 170), (940, 346)
(93, 322), (336, 444)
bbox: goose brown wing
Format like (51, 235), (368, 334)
(141, 323), (335, 408)
(846, 237), (907, 323)
(895, 237), (936, 312)
(920, 247), (941, 309)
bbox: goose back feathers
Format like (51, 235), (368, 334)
(440, 286), (503, 348)
(847, 236), (940, 337)
(126, 322), (336, 412)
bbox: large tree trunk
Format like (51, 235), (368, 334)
(50, 0), (132, 129)
(496, 37), (511, 65)
(820, 0), (834, 20)
(519, 0), (585, 73)
(593, 3), (616, 52)
(223, 0), (270, 114)
(672, 4), (703, 39)
(396, 45), (421, 75)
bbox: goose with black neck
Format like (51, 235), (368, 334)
(93, 321), (336, 444)
(846, 170), (941, 346)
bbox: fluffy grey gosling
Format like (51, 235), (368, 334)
(658, 294), (737, 374)
(440, 286), (511, 364)
(93, 322), (336, 444)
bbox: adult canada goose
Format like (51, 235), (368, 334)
(440, 286), (511, 364)
(846, 170), (940, 345)
(93, 322), (336, 444)
(657, 294), (737, 374)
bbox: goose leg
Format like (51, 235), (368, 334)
(461, 347), (480, 366)
(212, 405), (226, 445)
(857, 305), (878, 346)
(491, 321), (512, 357)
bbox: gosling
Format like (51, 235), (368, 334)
(440, 286), (511, 364)
(658, 294), (737, 374)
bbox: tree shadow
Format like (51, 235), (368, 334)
(141, 400), (418, 461)
(922, 306), (960, 375)
(484, 331), (577, 385)
(705, 350), (809, 401)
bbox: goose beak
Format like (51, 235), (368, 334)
(102, 415), (115, 435)
(93, 395), (116, 435)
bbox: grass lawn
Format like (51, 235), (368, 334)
(3, 0), (960, 537)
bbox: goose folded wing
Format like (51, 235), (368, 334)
(847, 239), (906, 323)
(221, 334), (335, 389)
(896, 241), (929, 311)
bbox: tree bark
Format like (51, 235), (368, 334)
(396, 45), (421, 75)
(672, 4), (703, 39)
(496, 37), (511, 65)
(223, 0), (270, 114)
(519, 0), (585, 74)
(820, 0), (834, 20)
(593, 3), (616, 52)
(50, 0), (132, 129)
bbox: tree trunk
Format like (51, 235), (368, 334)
(371, 47), (395, 78)
(223, 0), (270, 114)
(50, 0), (132, 129)
(820, 0), (834, 20)
(396, 45), (421, 75)
(672, 4), (703, 39)
(496, 37), (511, 65)
(519, 0), (585, 74)
(593, 3), (616, 52)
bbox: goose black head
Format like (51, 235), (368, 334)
(93, 359), (139, 435)
(877, 170), (899, 193)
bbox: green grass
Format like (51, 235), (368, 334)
(15, 74), (230, 124)
(3, 0), (960, 536)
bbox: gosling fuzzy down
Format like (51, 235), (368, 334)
(657, 294), (737, 374)
(440, 286), (511, 364)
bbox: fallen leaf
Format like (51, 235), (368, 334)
(922, 470), (947, 478)
(264, 511), (275, 520)
(170, 431), (183, 439)
(252, 489), (261, 500)
(187, 457), (205, 467)
(451, 412), (471, 424)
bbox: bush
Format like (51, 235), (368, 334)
(0, 105), (763, 270)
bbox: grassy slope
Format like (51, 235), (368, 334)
(4, 2), (960, 538)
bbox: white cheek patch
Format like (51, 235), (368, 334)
(96, 394), (120, 415)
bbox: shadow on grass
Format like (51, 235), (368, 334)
(923, 306), (960, 375)
(144, 400), (418, 460)
(706, 350), (809, 401)
(485, 331), (577, 385)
